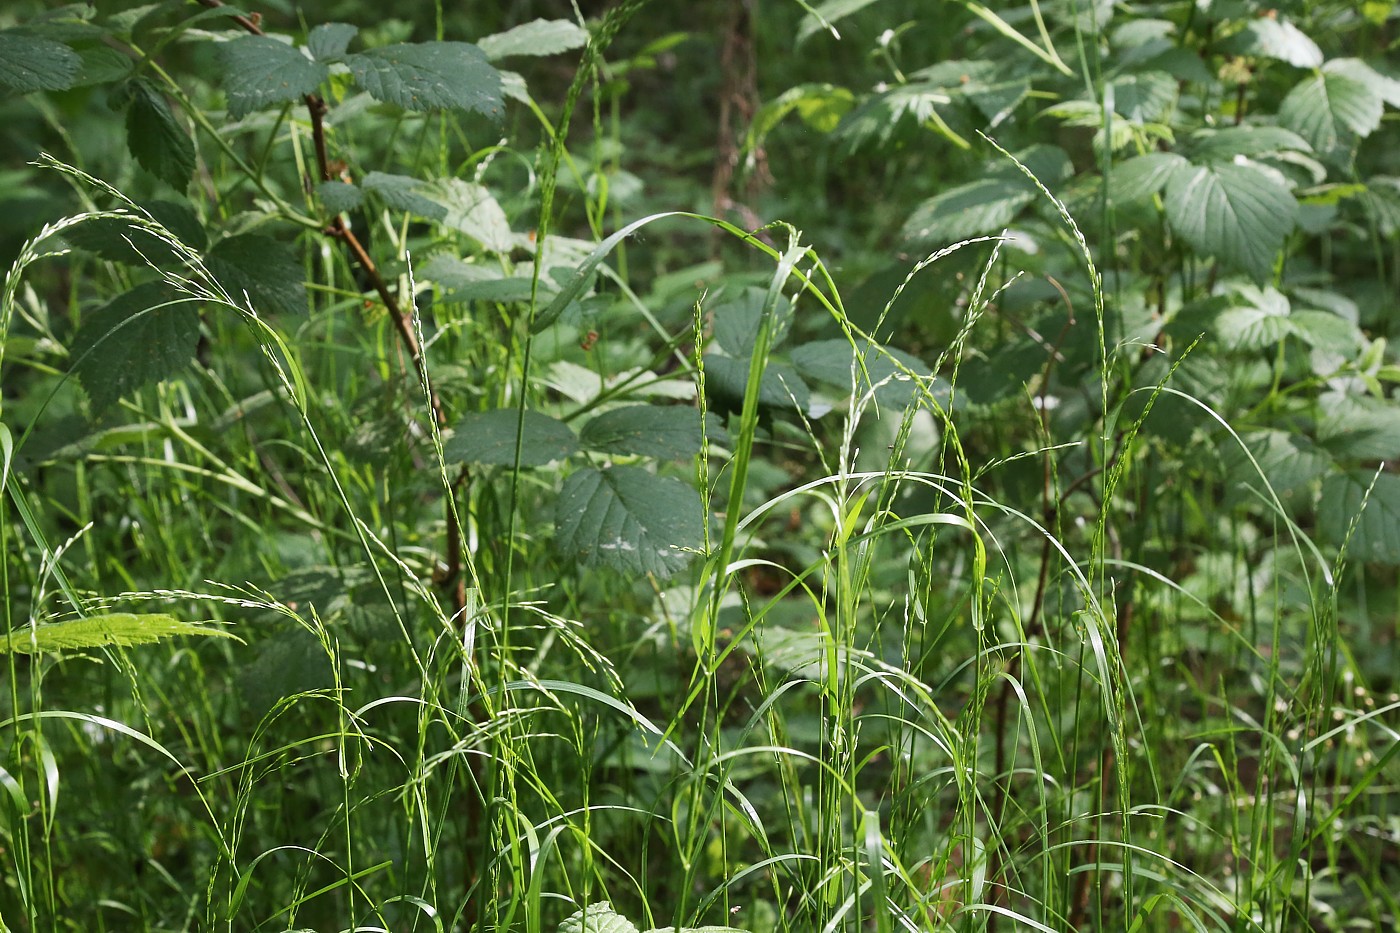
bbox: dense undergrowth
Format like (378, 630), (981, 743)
(2, 0), (1399, 931)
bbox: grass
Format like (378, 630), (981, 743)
(2, 58), (1397, 933)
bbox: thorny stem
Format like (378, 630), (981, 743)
(196, 0), (467, 613)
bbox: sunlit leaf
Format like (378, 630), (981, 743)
(477, 19), (587, 61)
(1223, 17), (1323, 68)
(553, 467), (703, 578)
(0, 614), (239, 656)
(1162, 162), (1297, 282)
(345, 42), (502, 115)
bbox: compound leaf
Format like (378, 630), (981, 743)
(1163, 162), (1297, 283)
(125, 79), (195, 190)
(218, 35), (327, 118)
(444, 409), (578, 466)
(346, 42), (502, 115)
(69, 281), (200, 413)
(206, 234), (307, 316)
(554, 467), (703, 579)
(0, 614), (239, 656)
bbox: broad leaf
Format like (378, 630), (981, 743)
(1214, 284), (1294, 350)
(206, 234), (307, 316)
(0, 614), (239, 656)
(711, 286), (793, 357)
(64, 200), (207, 267)
(1162, 162), (1297, 282)
(218, 35), (327, 118)
(419, 255), (550, 301)
(444, 409), (578, 466)
(553, 466), (703, 578)
(317, 180), (363, 213)
(125, 79), (195, 190)
(790, 339), (934, 408)
(703, 354), (811, 413)
(1319, 470), (1400, 563)
(307, 22), (357, 61)
(478, 19), (588, 61)
(1187, 126), (1311, 162)
(0, 31), (82, 93)
(902, 178), (1035, 245)
(1222, 430), (1332, 509)
(580, 405), (717, 459)
(796, 0), (887, 43)
(424, 178), (513, 252)
(1315, 391), (1400, 460)
(346, 42), (503, 115)
(1107, 152), (1188, 203)
(362, 171), (446, 220)
(1325, 57), (1400, 108)
(69, 281), (201, 413)
(1222, 17), (1322, 68)
(557, 903), (639, 933)
(1280, 70), (1383, 152)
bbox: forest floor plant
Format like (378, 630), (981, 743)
(1, 1), (1398, 931)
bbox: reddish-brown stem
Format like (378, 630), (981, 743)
(197, 0), (468, 614)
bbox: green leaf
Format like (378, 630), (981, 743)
(69, 281), (200, 413)
(345, 42), (502, 115)
(423, 178), (513, 252)
(1223, 17), (1322, 68)
(218, 35), (327, 118)
(64, 200), (207, 266)
(703, 354), (811, 413)
(444, 409), (578, 466)
(790, 339), (935, 408)
(125, 79), (195, 190)
(1325, 58), (1400, 109)
(477, 19), (588, 61)
(580, 405), (718, 459)
(1315, 391), (1400, 460)
(1105, 71), (1176, 123)
(1319, 470), (1400, 563)
(1280, 70), (1384, 152)
(796, 0), (887, 43)
(1107, 152), (1188, 203)
(1214, 284), (1295, 350)
(316, 180), (363, 213)
(418, 255), (550, 302)
(1162, 162), (1297, 283)
(557, 903), (639, 933)
(1223, 430), (1332, 509)
(711, 286), (793, 357)
(0, 614), (239, 656)
(1187, 126), (1311, 163)
(553, 467), (703, 579)
(206, 234), (307, 316)
(307, 22), (357, 61)
(362, 171), (446, 220)
(0, 31), (82, 93)
(902, 177), (1035, 245)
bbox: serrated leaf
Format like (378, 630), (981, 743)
(1107, 152), (1188, 203)
(424, 178), (513, 252)
(361, 171), (446, 220)
(308, 22), (357, 61)
(1280, 70), (1383, 151)
(125, 79), (195, 190)
(703, 354), (811, 413)
(902, 177), (1036, 245)
(1106, 71), (1176, 123)
(237, 628), (331, 711)
(0, 613), (239, 656)
(1188, 125), (1311, 162)
(444, 409), (578, 466)
(1215, 284), (1294, 350)
(1224, 17), (1322, 68)
(580, 405), (716, 459)
(712, 286), (793, 356)
(317, 180), (363, 213)
(346, 42), (502, 115)
(1325, 57), (1400, 108)
(1223, 430), (1332, 508)
(73, 43), (134, 87)
(69, 281), (200, 413)
(64, 200), (206, 266)
(478, 19), (588, 61)
(218, 35), (327, 118)
(553, 467), (703, 578)
(790, 339), (936, 408)
(0, 31), (82, 93)
(1315, 391), (1400, 460)
(1319, 470), (1400, 563)
(558, 903), (639, 933)
(1162, 162), (1296, 283)
(206, 234), (307, 316)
